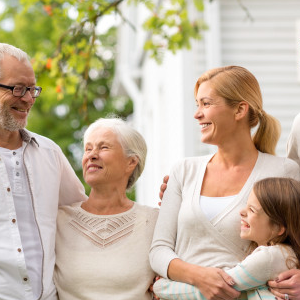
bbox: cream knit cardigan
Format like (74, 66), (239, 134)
(150, 152), (300, 278)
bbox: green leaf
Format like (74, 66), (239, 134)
(193, 0), (204, 11)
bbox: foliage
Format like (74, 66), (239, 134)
(143, 0), (206, 61)
(0, 0), (206, 194)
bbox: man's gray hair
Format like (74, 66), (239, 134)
(0, 43), (31, 79)
(83, 117), (147, 190)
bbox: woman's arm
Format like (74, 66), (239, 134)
(150, 162), (239, 300)
(154, 246), (292, 300)
(168, 259), (239, 300)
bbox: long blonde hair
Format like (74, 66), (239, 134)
(194, 66), (280, 155)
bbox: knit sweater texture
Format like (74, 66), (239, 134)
(55, 202), (158, 300)
(149, 152), (300, 278)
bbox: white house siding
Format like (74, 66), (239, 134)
(218, 0), (300, 156)
(115, 0), (300, 206)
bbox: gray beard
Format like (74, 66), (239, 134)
(0, 107), (27, 132)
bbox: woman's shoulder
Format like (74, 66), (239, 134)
(181, 154), (214, 164)
(134, 203), (159, 217)
(291, 113), (300, 129)
(134, 203), (159, 235)
(171, 154), (214, 171)
(259, 152), (292, 164)
(58, 201), (83, 216)
(258, 152), (300, 179)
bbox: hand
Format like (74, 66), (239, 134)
(159, 175), (169, 204)
(149, 276), (161, 300)
(192, 266), (240, 300)
(268, 269), (300, 300)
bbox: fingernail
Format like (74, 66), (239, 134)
(230, 280), (235, 285)
(275, 277), (279, 282)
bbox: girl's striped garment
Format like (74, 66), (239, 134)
(154, 245), (296, 300)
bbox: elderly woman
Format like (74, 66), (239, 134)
(150, 66), (300, 300)
(54, 118), (158, 300)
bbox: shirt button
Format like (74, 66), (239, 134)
(23, 278), (28, 281)
(16, 161), (19, 165)
(17, 248), (22, 252)
(13, 152), (16, 155)
(7, 187), (10, 192)
(16, 172), (20, 176)
(12, 219), (16, 223)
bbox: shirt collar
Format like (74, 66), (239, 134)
(19, 129), (39, 147)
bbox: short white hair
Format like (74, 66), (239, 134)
(0, 43), (31, 79)
(83, 117), (147, 190)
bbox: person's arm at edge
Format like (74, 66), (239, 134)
(268, 269), (300, 300)
(167, 258), (239, 300)
(287, 113), (300, 166)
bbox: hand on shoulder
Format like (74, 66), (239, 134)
(158, 175), (169, 204)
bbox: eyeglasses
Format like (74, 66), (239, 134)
(0, 83), (42, 98)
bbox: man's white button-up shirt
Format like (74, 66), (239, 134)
(0, 129), (87, 300)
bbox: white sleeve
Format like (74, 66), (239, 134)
(153, 278), (202, 300)
(287, 113), (300, 166)
(149, 162), (184, 278)
(57, 147), (87, 206)
(226, 246), (283, 291)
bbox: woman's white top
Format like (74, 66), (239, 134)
(55, 202), (158, 300)
(200, 195), (237, 221)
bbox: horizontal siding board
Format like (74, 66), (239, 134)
(219, 0), (300, 156)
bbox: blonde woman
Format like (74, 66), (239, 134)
(150, 66), (300, 300)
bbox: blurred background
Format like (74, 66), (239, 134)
(1, 0), (299, 207)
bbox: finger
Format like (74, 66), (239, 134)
(163, 175), (169, 184)
(273, 270), (295, 283)
(268, 280), (277, 288)
(216, 290), (239, 300)
(269, 280), (292, 289)
(219, 272), (235, 286)
(159, 191), (163, 201)
(269, 287), (292, 300)
(159, 183), (167, 200)
(212, 284), (240, 300)
(160, 183), (167, 192)
(222, 284), (241, 300)
(212, 295), (226, 300)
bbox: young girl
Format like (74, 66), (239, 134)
(153, 177), (300, 300)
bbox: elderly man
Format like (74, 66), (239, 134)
(0, 43), (87, 299)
